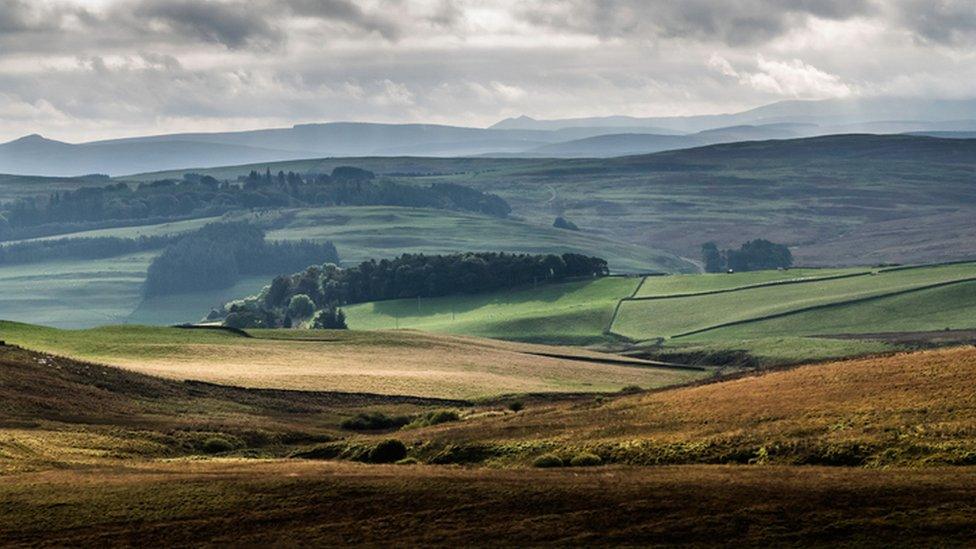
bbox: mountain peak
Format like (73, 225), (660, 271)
(3, 133), (66, 146)
(489, 115), (539, 130)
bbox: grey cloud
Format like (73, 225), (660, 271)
(890, 0), (976, 45)
(285, 0), (402, 39)
(521, 0), (875, 46)
(131, 0), (284, 49)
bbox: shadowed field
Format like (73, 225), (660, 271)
(1, 461), (975, 546)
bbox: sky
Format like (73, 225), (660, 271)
(1, 0), (975, 142)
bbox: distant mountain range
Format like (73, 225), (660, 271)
(3, 96), (976, 176)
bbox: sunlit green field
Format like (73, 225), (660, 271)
(634, 267), (868, 297)
(344, 276), (639, 345)
(613, 262), (976, 340)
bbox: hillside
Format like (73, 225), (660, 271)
(391, 346), (976, 467)
(123, 134), (976, 267)
(0, 323), (704, 399)
(344, 276), (637, 345)
(524, 124), (812, 157)
(0, 206), (691, 329)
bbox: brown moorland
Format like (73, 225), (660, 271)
(386, 346), (976, 466)
(1, 461), (975, 546)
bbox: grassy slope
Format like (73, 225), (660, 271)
(267, 206), (692, 273)
(613, 262), (976, 340)
(344, 276), (638, 345)
(123, 135), (976, 267)
(398, 346), (976, 466)
(0, 252), (152, 328)
(0, 322), (702, 399)
(1, 342), (975, 545)
(0, 205), (690, 329)
(635, 267), (867, 297)
(689, 279), (976, 339)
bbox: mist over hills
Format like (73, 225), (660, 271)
(4, 96), (976, 176)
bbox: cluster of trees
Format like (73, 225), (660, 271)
(213, 251), (608, 329)
(143, 222), (339, 297)
(0, 235), (176, 266)
(0, 167), (510, 241)
(701, 239), (793, 272)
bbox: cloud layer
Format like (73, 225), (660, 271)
(1, 0), (974, 141)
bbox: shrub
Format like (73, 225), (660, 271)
(405, 409), (461, 429)
(368, 439), (408, 463)
(618, 385), (643, 394)
(507, 401), (524, 413)
(340, 412), (410, 431)
(532, 453), (564, 468)
(201, 436), (236, 454)
(569, 452), (603, 467)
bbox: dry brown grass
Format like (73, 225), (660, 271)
(399, 346), (976, 465)
(1, 460), (975, 546)
(79, 330), (702, 399)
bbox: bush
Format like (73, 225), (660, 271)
(569, 452), (603, 467)
(405, 409), (461, 429)
(532, 453), (564, 468)
(340, 412), (410, 431)
(201, 436), (236, 454)
(618, 385), (643, 394)
(368, 439), (408, 463)
(507, 401), (524, 413)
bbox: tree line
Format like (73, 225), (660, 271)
(144, 222), (339, 297)
(0, 235), (176, 266)
(701, 239), (793, 272)
(212, 251), (609, 329)
(0, 167), (511, 241)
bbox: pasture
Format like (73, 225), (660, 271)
(0, 322), (703, 399)
(344, 276), (639, 345)
(612, 262), (976, 341)
(0, 204), (691, 329)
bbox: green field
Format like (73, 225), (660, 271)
(0, 252), (152, 328)
(0, 204), (691, 329)
(266, 206), (691, 273)
(634, 268), (867, 297)
(613, 262), (976, 341)
(340, 262), (976, 364)
(344, 276), (639, 345)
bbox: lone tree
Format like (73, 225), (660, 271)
(287, 294), (315, 319)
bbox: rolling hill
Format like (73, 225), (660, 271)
(391, 346), (976, 467)
(0, 205), (692, 328)
(0, 322), (703, 399)
(2, 340), (975, 545)
(121, 133), (976, 267)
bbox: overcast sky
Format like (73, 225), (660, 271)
(1, 0), (975, 142)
